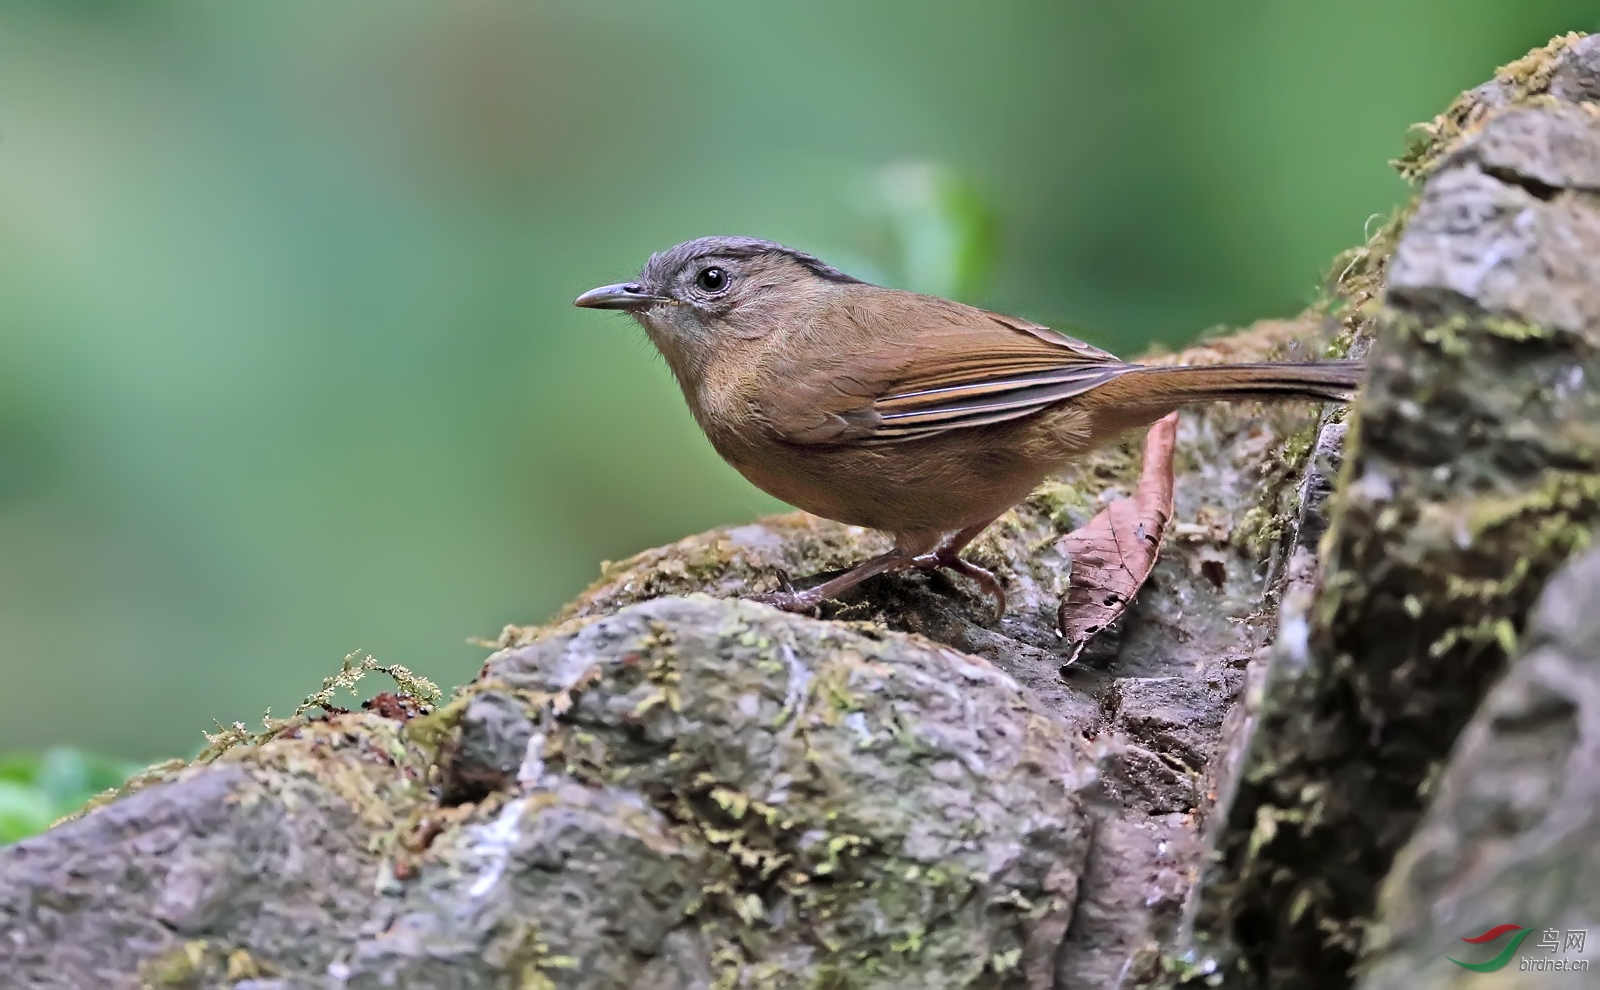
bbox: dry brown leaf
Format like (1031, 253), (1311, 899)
(1056, 412), (1179, 665)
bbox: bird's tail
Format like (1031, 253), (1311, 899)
(1079, 359), (1364, 434)
(1120, 360), (1364, 404)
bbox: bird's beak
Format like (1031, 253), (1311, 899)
(573, 281), (665, 312)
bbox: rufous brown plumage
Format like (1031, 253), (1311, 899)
(577, 236), (1361, 618)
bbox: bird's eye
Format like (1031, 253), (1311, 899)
(696, 267), (728, 293)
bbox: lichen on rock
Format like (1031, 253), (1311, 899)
(353, 596), (1094, 990)
(1190, 30), (1600, 989)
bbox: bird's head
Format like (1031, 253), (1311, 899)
(575, 235), (863, 375)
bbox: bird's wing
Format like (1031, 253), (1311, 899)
(761, 294), (1136, 445)
(867, 310), (1136, 441)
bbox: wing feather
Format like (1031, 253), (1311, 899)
(867, 364), (1133, 441)
(758, 290), (1131, 446)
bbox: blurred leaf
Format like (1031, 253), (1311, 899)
(0, 747), (140, 844)
(0, 781), (56, 845)
(861, 161), (998, 301)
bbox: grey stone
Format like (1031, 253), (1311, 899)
(1360, 542), (1600, 990)
(439, 690), (534, 803)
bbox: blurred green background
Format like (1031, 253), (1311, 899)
(1, 1), (1595, 778)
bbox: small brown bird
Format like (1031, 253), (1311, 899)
(577, 236), (1360, 618)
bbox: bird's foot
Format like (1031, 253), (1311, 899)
(913, 550), (1007, 621)
(747, 578), (827, 617)
(745, 546), (922, 617)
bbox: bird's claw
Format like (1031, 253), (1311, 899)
(914, 551), (1007, 622)
(747, 589), (825, 617)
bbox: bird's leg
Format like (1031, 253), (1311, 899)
(912, 517), (1007, 620)
(748, 544), (923, 615)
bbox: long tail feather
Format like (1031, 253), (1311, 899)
(1072, 359), (1364, 437)
(1111, 360), (1364, 405)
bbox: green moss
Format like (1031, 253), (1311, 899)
(509, 607), (1068, 988)
(1029, 480), (1095, 531)
(137, 940), (273, 988)
(1482, 317), (1556, 343)
(1410, 471), (1600, 659)
(1146, 948), (1223, 989)
(1280, 421), (1318, 469)
(1392, 32), (1586, 181)
(1314, 203), (1415, 361)
(243, 714), (431, 833)
(294, 651), (443, 717)
(138, 940), (208, 988)
(1404, 312), (1475, 356)
(56, 654), (446, 849)
(1229, 412), (1329, 560)
(1234, 505), (1285, 560)
(403, 693), (471, 755)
